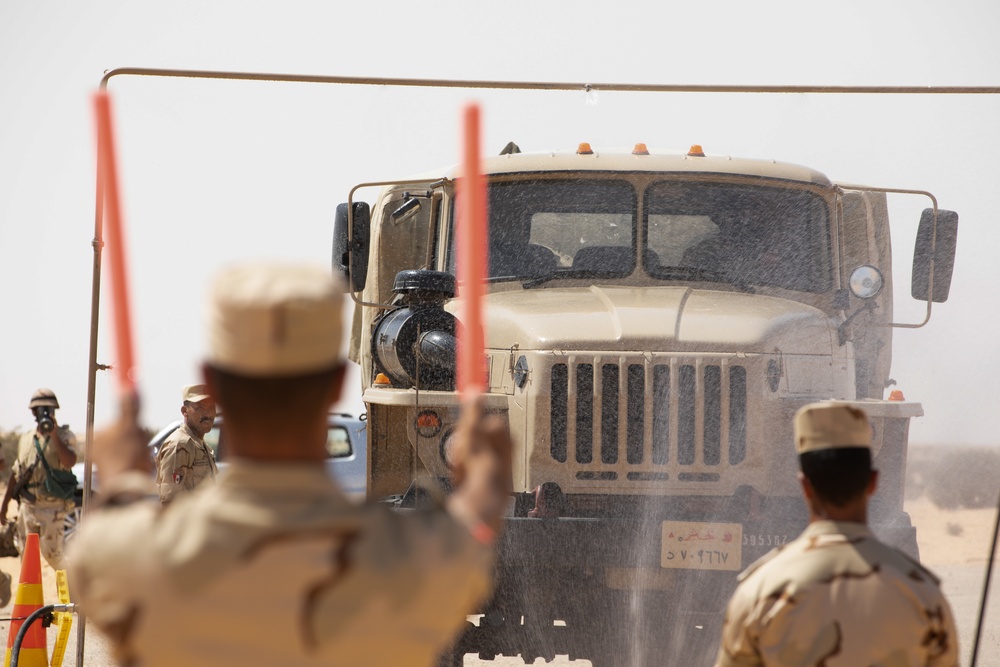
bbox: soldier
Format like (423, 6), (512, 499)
(154, 384), (218, 503)
(69, 262), (511, 666)
(0, 388), (78, 570)
(715, 401), (958, 666)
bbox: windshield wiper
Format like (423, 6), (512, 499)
(522, 269), (629, 289)
(651, 266), (755, 292)
(522, 271), (571, 289)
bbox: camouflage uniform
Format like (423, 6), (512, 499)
(13, 426), (76, 569)
(715, 401), (959, 667)
(154, 422), (217, 503)
(715, 520), (958, 666)
(69, 263), (499, 666)
(70, 463), (492, 666)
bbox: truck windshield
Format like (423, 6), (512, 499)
(448, 176), (831, 292)
(484, 178), (637, 281)
(644, 181), (833, 292)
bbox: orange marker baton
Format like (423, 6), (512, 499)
(456, 103), (488, 400)
(93, 91), (137, 394)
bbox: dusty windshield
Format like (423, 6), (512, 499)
(483, 178), (636, 281)
(450, 176), (831, 292)
(645, 180), (833, 292)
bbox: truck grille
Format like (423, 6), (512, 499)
(550, 359), (747, 469)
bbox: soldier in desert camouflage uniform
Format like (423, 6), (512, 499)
(715, 401), (959, 667)
(0, 388), (78, 570)
(154, 384), (218, 503)
(70, 263), (511, 667)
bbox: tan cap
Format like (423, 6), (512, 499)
(182, 384), (211, 403)
(206, 263), (344, 377)
(29, 388), (59, 410)
(794, 401), (871, 454)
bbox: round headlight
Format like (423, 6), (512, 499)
(849, 265), (884, 299)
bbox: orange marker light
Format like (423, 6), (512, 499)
(415, 410), (443, 438)
(687, 144), (706, 157)
(888, 389), (905, 401)
(94, 92), (137, 393)
(457, 104), (488, 400)
(632, 143), (650, 155)
(576, 142), (594, 155)
(373, 373), (392, 387)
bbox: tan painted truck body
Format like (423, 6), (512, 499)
(336, 146), (957, 665)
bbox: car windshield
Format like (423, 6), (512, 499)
(644, 181), (833, 292)
(326, 426), (352, 458)
(204, 427), (222, 457)
(183, 421), (352, 461)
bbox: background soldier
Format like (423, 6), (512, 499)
(715, 401), (958, 666)
(154, 384), (218, 503)
(0, 388), (78, 570)
(70, 262), (512, 666)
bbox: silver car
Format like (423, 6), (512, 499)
(66, 413), (367, 540)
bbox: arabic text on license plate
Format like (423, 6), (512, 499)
(660, 521), (743, 571)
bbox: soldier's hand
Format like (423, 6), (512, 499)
(93, 391), (152, 480)
(448, 398), (513, 535)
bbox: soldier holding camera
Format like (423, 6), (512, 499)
(0, 388), (78, 569)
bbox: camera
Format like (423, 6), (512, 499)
(34, 407), (55, 435)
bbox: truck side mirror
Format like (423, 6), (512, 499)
(333, 202), (371, 292)
(911, 208), (958, 303)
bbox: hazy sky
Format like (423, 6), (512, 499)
(1, 1), (999, 446)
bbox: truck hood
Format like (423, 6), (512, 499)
(455, 286), (836, 355)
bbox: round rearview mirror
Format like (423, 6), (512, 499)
(849, 265), (884, 299)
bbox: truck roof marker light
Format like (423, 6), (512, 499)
(687, 144), (706, 157)
(632, 143), (649, 155)
(373, 373), (392, 387)
(576, 142), (594, 155)
(888, 389), (905, 401)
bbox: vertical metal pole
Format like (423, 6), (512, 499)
(970, 488), (1000, 666)
(75, 137), (106, 667)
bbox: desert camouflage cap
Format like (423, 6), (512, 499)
(28, 388), (59, 410)
(794, 401), (871, 454)
(206, 262), (344, 377)
(182, 384), (211, 403)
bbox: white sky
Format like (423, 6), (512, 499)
(1, 1), (999, 445)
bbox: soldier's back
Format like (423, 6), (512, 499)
(72, 462), (492, 667)
(718, 520), (958, 667)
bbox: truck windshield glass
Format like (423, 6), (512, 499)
(644, 181), (832, 292)
(481, 179), (636, 281)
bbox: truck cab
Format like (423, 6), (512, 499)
(334, 143), (957, 665)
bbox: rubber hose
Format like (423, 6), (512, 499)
(11, 604), (54, 667)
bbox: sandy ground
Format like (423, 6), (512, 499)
(908, 496), (1000, 667)
(0, 496), (993, 665)
(461, 497), (1000, 667)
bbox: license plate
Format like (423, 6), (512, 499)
(660, 520), (743, 571)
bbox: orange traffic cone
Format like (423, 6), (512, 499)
(3, 533), (47, 667)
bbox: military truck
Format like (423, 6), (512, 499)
(333, 142), (958, 665)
